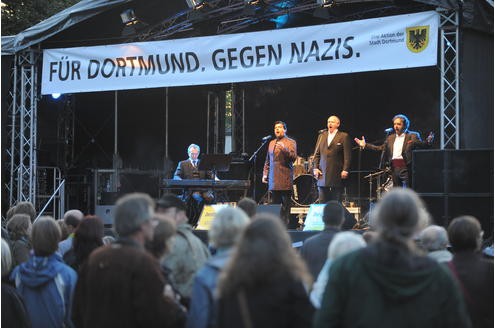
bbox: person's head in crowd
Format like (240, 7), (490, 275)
(145, 214), (176, 259)
(73, 216), (104, 264)
(322, 201), (345, 228)
(371, 188), (429, 253)
(12, 202), (36, 222)
(448, 215), (483, 253)
(236, 197), (257, 219)
(6, 206), (16, 221)
(113, 193), (155, 243)
(63, 209), (84, 235)
(156, 194), (189, 225)
(31, 216), (61, 257)
(327, 231), (366, 261)
(419, 225), (450, 253)
(362, 230), (378, 244)
(1, 238), (12, 278)
(57, 220), (69, 241)
(218, 214), (312, 297)
(6, 214), (32, 241)
(209, 207), (249, 250)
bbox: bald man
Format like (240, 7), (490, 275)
(313, 115), (351, 202)
(58, 209), (84, 256)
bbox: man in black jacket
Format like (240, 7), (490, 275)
(354, 114), (433, 188)
(313, 115), (352, 202)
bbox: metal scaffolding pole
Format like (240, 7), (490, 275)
(6, 49), (39, 207)
(439, 9), (459, 149)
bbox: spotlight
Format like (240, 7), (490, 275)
(186, 0), (207, 10)
(244, 0), (260, 4)
(51, 93), (61, 100)
(120, 9), (138, 26)
(316, 0), (334, 8)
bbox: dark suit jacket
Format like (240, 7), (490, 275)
(300, 227), (340, 279)
(263, 136), (297, 191)
(173, 160), (211, 180)
(314, 130), (351, 188)
(365, 130), (428, 166)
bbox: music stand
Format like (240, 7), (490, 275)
(198, 154), (232, 180)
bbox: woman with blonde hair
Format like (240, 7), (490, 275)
(216, 213), (314, 328)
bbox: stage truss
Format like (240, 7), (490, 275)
(4, 6), (460, 209)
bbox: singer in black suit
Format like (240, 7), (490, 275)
(354, 114), (433, 188)
(313, 115), (352, 203)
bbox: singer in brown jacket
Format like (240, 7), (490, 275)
(263, 121), (297, 224)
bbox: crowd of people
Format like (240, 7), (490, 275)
(1, 188), (493, 328)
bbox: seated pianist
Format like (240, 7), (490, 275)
(173, 143), (217, 226)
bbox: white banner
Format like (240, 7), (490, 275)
(41, 11), (439, 95)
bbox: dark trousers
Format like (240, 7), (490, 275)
(318, 186), (342, 203)
(271, 190), (292, 224)
(391, 166), (410, 188)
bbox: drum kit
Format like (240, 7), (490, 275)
(292, 156), (318, 206)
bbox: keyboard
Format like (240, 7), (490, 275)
(162, 179), (250, 190)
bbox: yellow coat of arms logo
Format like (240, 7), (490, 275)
(406, 25), (429, 53)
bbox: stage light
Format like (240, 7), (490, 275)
(186, 0), (207, 9)
(244, 0), (260, 4)
(51, 93), (61, 100)
(120, 9), (138, 26)
(317, 0), (334, 8)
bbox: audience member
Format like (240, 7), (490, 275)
(187, 207), (250, 328)
(12, 202), (36, 222)
(6, 214), (32, 267)
(10, 216), (77, 328)
(447, 215), (493, 328)
(1, 238), (31, 328)
(314, 188), (471, 328)
(237, 197), (257, 219)
(418, 225), (452, 263)
(300, 200), (344, 279)
(73, 193), (185, 328)
(57, 209), (84, 256)
(216, 214), (314, 328)
(57, 220), (69, 241)
(310, 231), (366, 308)
(157, 194), (210, 304)
(63, 215), (104, 271)
(145, 214), (184, 307)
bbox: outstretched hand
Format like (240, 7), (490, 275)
(354, 136), (366, 148)
(426, 131), (434, 144)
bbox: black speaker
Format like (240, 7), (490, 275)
(413, 150), (493, 238)
(257, 204), (282, 216)
(413, 149), (493, 193)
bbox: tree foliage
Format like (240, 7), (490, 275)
(1, 0), (79, 36)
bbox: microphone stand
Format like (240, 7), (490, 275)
(249, 138), (270, 201)
(311, 132), (325, 175)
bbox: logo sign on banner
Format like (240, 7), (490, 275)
(42, 11), (439, 95)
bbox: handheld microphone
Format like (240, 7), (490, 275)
(384, 128), (394, 134)
(318, 129), (327, 134)
(261, 135), (272, 141)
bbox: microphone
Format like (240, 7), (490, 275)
(261, 135), (272, 141)
(384, 128), (394, 134)
(318, 129), (327, 134)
